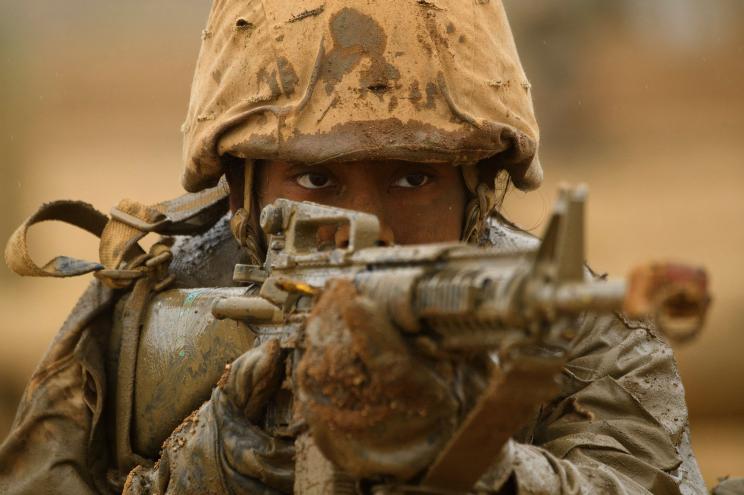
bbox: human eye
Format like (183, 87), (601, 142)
(295, 171), (336, 190)
(392, 173), (431, 188)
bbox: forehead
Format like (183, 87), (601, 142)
(262, 159), (461, 174)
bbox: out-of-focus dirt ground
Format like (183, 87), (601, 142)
(1, 1), (742, 488)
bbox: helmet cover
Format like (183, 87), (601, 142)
(182, 0), (542, 193)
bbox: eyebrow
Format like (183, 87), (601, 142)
(284, 163), (333, 175)
(390, 162), (440, 176)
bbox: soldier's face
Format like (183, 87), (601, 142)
(254, 160), (467, 246)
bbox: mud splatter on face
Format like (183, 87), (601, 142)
(321, 8), (401, 96)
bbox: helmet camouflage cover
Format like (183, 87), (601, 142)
(182, 0), (541, 194)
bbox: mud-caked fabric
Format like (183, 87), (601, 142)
(475, 317), (703, 492)
(0, 214), (708, 494)
(0, 217), (239, 495)
(182, 0), (542, 194)
(168, 214), (244, 289)
(713, 478), (744, 495)
(474, 220), (706, 494)
(0, 280), (115, 495)
(123, 340), (294, 495)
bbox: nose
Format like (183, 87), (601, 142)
(334, 222), (394, 249)
(330, 180), (395, 248)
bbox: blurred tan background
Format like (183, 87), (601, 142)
(1, 1), (742, 488)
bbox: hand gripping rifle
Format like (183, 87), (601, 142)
(211, 186), (710, 494)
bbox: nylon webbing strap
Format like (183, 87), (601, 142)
(423, 354), (565, 491)
(4, 200), (108, 278)
(4, 177), (230, 279)
(115, 275), (157, 472)
(100, 176), (229, 270)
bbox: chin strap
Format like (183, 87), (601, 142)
(4, 177), (230, 288)
(229, 160), (264, 265)
(461, 167), (510, 245)
(462, 183), (503, 245)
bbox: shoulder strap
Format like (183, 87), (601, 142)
(99, 177), (229, 271)
(4, 178), (229, 281)
(4, 200), (107, 278)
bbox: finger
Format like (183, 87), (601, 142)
(224, 339), (284, 420)
(308, 278), (407, 357)
(251, 441), (295, 493)
(221, 421), (295, 493)
(242, 339), (283, 420)
(346, 296), (408, 357)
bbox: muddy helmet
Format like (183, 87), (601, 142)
(181, 0), (541, 197)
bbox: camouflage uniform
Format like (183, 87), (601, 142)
(0, 1), (708, 493)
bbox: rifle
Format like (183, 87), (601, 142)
(210, 186), (709, 494)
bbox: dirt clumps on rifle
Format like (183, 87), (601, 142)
(297, 279), (441, 431)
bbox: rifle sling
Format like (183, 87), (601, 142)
(4, 178), (229, 281)
(423, 354), (565, 491)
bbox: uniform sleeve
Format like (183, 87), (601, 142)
(0, 281), (115, 495)
(476, 312), (707, 495)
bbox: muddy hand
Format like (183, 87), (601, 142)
(220, 338), (284, 421)
(124, 340), (294, 494)
(216, 339), (295, 493)
(296, 279), (460, 481)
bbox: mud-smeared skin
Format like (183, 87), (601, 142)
(322, 8), (401, 96)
